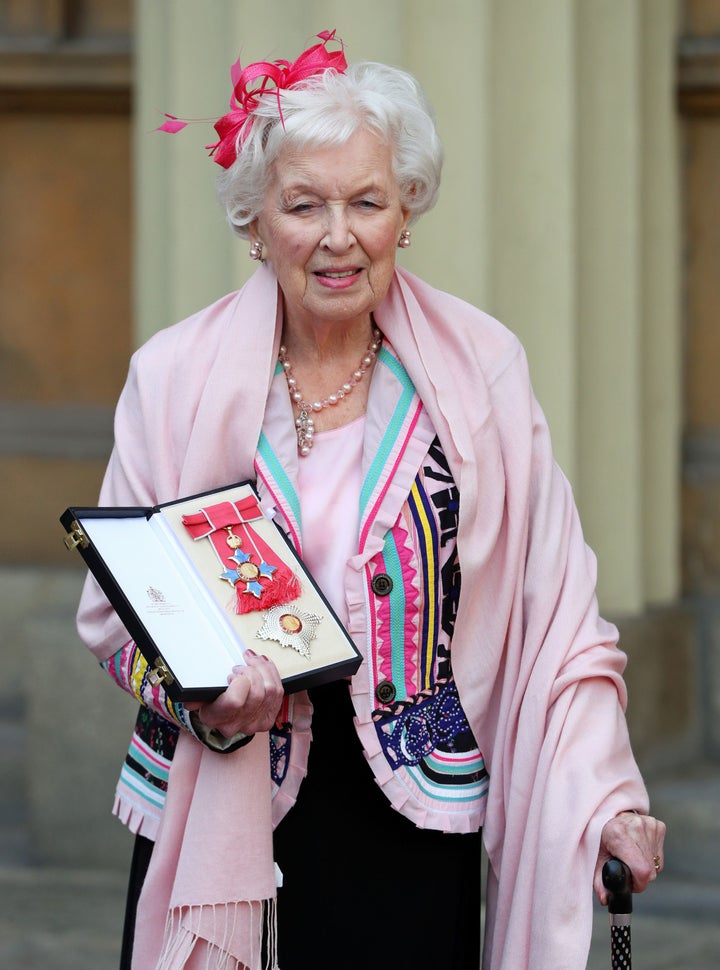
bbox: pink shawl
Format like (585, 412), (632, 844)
(78, 263), (648, 968)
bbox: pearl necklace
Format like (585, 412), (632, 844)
(279, 327), (382, 456)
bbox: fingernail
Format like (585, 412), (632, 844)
(245, 648), (257, 657)
(261, 654), (270, 661)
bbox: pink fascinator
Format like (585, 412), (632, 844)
(156, 29), (347, 169)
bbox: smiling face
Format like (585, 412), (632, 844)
(250, 128), (409, 340)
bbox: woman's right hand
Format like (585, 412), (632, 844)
(185, 649), (284, 737)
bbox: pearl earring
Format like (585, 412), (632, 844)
(249, 241), (264, 261)
(398, 230), (411, 249)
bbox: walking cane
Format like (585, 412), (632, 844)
(602, 858), (633, 969)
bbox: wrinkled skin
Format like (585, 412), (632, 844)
(185, 650), (284, 738)
(595, 810), (667, 904)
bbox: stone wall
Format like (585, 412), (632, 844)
(4, 566), (135, 870)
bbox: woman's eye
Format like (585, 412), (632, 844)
(291, 203), (314, 213)
(356, 199), (378, 210)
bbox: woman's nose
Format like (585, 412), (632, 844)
(322, 207), (354, 251)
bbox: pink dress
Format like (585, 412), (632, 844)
(295, 416), (365, 627)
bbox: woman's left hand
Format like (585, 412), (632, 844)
(594, 811), (667, 904)
(185, 649), (284, 738)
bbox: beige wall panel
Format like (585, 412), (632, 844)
(683, 481), (720, 593)
(619, 606), (698, 765)
(682, 114), (720, 597)
(684, 0), (720, 32)
(0, 111), (130, 565)
(79, 0), (133, 34)
(487, 0), (576, 475)
(640, 0), (681, 604)
(0, 115), (131, 404)
(576, 0), (643, 612)
(402, 0), (490, 305)
(685, 118), (720, 430)
(134, 0), (238, 338)
(1, 456), (108, 564)
(133, 0), (172, 339)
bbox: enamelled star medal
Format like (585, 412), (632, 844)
(181, 495), (321, 658)
(182, 497), (301, 615)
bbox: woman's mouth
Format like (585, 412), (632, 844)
(314, 268), (363, 288)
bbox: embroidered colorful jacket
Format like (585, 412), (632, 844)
(77, 265), (648, 969)
(99, 341), (489, 835)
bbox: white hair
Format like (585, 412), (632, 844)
(216, 61), (443, 239)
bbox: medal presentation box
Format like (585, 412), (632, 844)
(61, 481), (361, 702)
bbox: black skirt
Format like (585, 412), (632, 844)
(121, 681), (482, 970)
(120, 832), (154, 970)
(273, 680), (482, 970)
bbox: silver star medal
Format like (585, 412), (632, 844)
(256, 604), (321, 659)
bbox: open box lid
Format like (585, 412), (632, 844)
(61, 480), (361, 702)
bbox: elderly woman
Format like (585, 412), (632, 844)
(77, 31), (664, 970)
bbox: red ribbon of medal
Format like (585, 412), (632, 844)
(182, 497), (301, 615)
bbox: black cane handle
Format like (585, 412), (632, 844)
(602, 858), (633, 915)
(603, 859), (633, 968)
